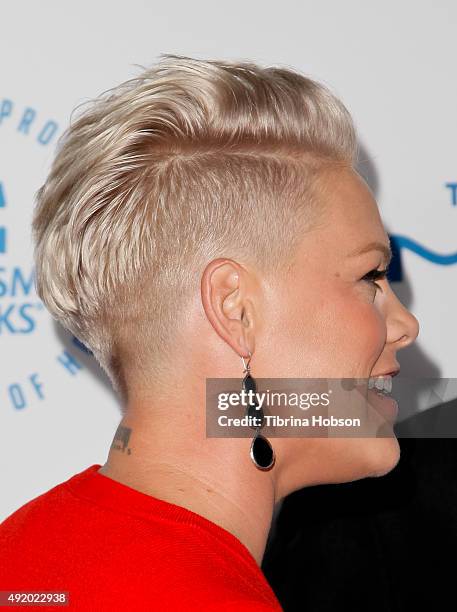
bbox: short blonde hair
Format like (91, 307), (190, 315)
(31, 53), (358, 404)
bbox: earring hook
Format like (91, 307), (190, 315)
(241, 350), (252, 373)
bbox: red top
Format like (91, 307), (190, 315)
(0, 464), (282, 611)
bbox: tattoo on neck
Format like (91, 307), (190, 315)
(111, 425), (132, 455)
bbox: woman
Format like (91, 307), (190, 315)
(0, 54), (419, 610)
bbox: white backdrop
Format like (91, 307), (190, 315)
(1, 0), (456, 521)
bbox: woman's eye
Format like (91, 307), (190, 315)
(361, 268), (387, 291)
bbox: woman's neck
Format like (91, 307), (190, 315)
(98, 410), (277, 564)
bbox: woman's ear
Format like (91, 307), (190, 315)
(201, 258), (256, 358)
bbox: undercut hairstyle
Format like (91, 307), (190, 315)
(31, 53), (358, 404)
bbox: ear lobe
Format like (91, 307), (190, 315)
(201, 258), (255, 358)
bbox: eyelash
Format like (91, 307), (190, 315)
(361, 268), (388, 290)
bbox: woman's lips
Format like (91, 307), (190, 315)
(367, 386), (399, 423)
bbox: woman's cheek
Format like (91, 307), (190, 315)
(337, 297), (386, 366)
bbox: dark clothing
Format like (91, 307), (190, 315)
(262, 398), (457, 611)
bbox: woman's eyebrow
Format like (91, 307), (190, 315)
(347, 241), (393, 266)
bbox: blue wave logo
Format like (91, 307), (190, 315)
(388, 234), (457, 282)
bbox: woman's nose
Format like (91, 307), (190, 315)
(385, 287), (420, 350)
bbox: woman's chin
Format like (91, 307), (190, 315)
(366, 436), (401, 477)
(321, 437), (401, 485)
(284, 436), (401, 492)
(339, 436), (401, 481)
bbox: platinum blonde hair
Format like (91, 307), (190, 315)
(31, 53), (358, 404)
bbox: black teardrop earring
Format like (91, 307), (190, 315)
(241, 352), (275, 471)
